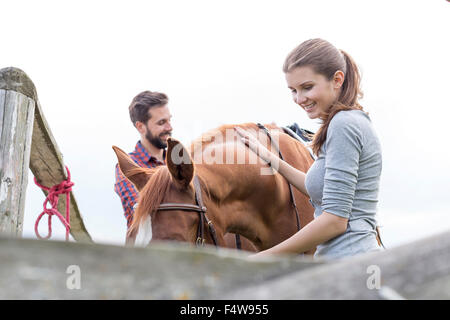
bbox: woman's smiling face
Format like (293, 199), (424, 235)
(285, 66), (344, 119)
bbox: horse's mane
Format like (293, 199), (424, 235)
(128, 122), (282, 235)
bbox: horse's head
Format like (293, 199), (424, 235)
(113, 138), (220, 246)
(114, 123), (315, 252)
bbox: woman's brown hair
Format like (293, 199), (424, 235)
(283, 38), (364, 156)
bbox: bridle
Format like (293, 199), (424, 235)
(154, 123), (302, 249)
(156, 175), (219, 247)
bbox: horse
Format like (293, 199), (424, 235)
(113, 123), (315, 253)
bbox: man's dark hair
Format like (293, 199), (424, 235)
(129, 91), (169, 127)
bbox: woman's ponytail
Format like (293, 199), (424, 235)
(339, 49), (363, 108)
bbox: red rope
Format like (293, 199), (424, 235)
(34, 166), (73, 241)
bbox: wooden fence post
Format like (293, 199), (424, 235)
(0, 67), (92, 242)
(0, 67), (36, 237)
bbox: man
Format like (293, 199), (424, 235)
(114, 90), (173, 244)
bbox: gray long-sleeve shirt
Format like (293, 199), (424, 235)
(305, 109), (383, 260)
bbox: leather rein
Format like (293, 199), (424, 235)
(154, 124), (302, 248)
(256, 123), (302, 231)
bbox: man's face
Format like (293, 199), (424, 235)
(141, 104), (173, 149)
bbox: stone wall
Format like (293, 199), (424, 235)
(2, 229), (450, 299)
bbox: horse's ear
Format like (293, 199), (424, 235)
(112, 146), (150, 191)
(166, 138), (194, 189)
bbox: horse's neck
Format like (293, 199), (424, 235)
(195, 160), (289, 250)
(196, 162), (264, 199)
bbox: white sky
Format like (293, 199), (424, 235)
(1, 0), (449, 249)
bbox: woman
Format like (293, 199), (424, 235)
(235, 38), (383, 260)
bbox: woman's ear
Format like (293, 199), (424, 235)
(333, 70), (345, 89)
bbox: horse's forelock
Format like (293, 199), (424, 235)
(128, 166), (172, 235)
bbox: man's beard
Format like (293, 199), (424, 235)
(145, 128), (172, 149)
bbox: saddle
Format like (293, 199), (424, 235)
(283, 122), (315, 142)
(282, 123), (316, 160)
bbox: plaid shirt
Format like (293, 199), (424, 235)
(114, 141), (166, 229)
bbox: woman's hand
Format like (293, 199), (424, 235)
(236, 126), (310, 196)
(247, 250), (270, 260)
(234, 126), (274, 164)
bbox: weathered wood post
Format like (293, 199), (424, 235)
(0, 67), (92, 242)
(0, 67), (36, 237)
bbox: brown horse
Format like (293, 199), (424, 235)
(113, 123), (315, 253)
